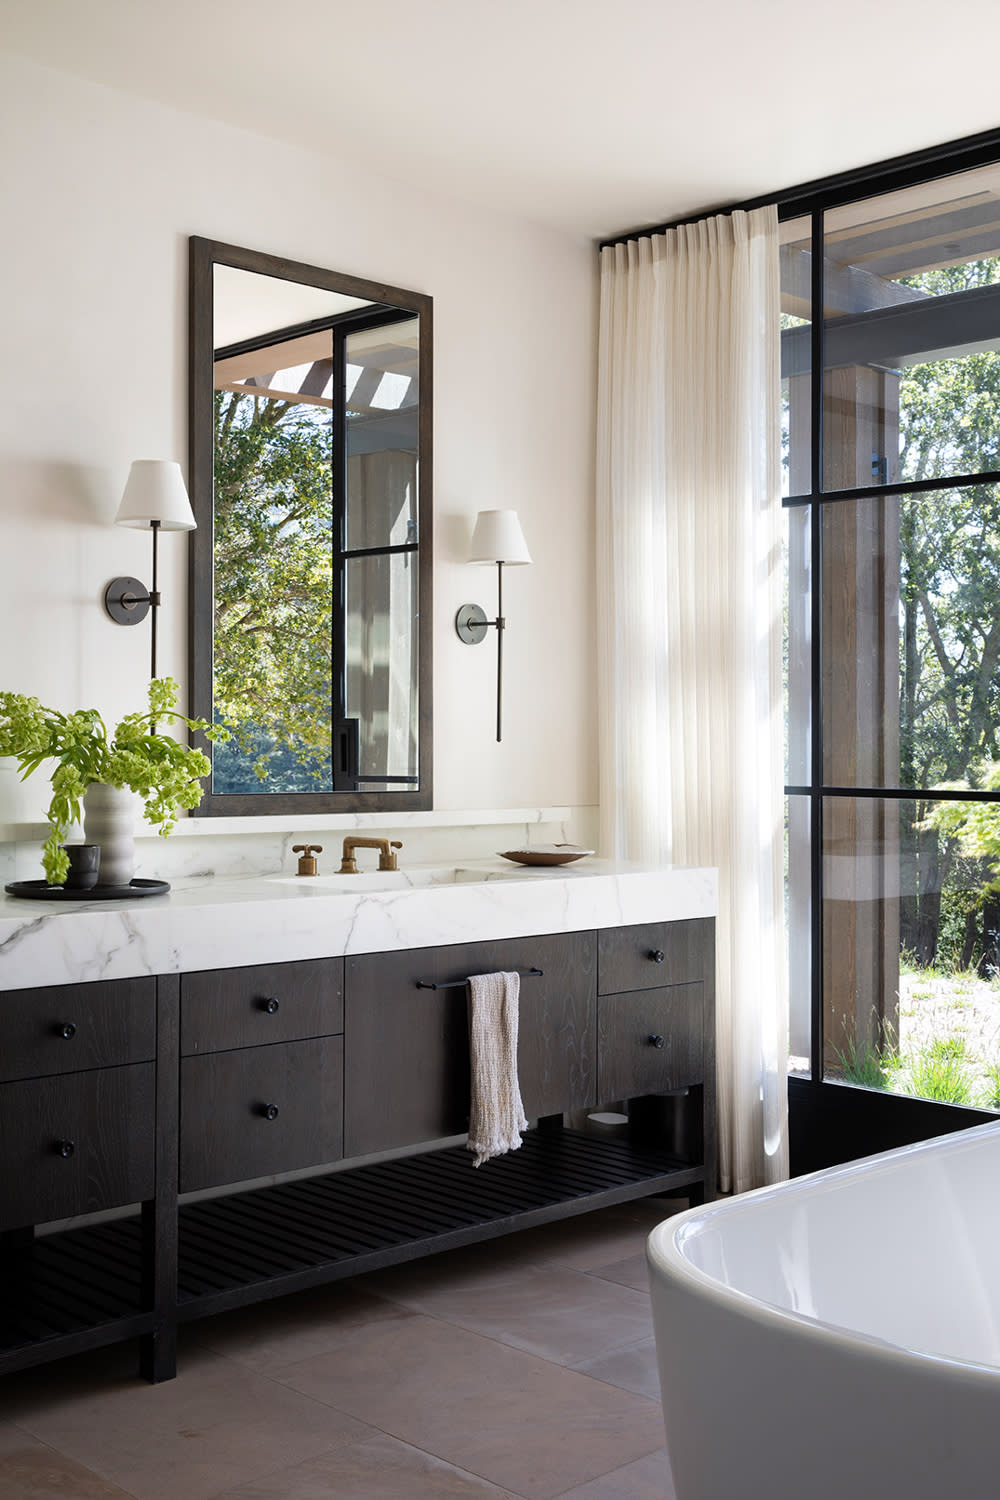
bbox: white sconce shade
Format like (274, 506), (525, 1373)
(466, 509), (531, 566)
(105, 459), (196, 692)
(114, 460), (196, 532)
(456, 509), (531, 743)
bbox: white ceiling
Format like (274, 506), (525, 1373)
(6, 0), (1000, 240)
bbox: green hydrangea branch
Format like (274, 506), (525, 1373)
(0, 678), (227, 885)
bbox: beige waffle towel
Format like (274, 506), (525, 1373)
(467, 970), (528, 1167)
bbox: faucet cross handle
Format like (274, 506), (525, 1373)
(292, 843), (323, 877)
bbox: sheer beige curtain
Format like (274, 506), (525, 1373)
(596, 206), (787, 1192)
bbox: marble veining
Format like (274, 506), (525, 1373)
(0, 859), (716, 992)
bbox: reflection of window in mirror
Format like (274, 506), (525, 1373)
(188, 240), (432, 815)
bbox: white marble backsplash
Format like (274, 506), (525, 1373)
(1, 805), (599, 885)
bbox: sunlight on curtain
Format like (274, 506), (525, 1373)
(596, 207), (788, 1193)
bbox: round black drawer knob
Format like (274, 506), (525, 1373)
(54, 1139), (76, 1158)
(648, 1034), (665, 1049)
(649, 949), (665, 964)
(56, 1022), (78, 1040)
(260, 1103), (280, 1121)
(261, 998), (280, 1014)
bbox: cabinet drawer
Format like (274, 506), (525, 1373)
(597, 984), (704, 1099)
(598, 919), (712, 995)
(0, 978), (155, 1083)
(179, 1036), (344, 1192)
(0, 1063), (155, 1230)
(344, 931), (596, 1159)
(180, 959), (343, 1055)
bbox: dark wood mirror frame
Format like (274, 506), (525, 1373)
(187, 236), (433, 815)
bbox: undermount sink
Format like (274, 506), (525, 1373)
(269, 864), (526, 892)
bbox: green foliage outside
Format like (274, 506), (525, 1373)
(889, 260), (1000, 966)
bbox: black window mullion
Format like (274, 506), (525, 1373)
(809, 207), (825, 1087)
(331, 326), (348, 783)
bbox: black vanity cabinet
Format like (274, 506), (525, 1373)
(0, 977), (156, 1230)
(179, 959), (344, 1192)
(0, 915), (714, 1384)
(0, 975), (173, 1382)
(344, 932), (597, 1157)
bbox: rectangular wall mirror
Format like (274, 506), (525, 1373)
(188, 238), (432, 814)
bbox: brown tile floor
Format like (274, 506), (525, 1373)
(0, 1198), (684, 1500)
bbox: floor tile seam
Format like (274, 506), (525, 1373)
(544, 1436), (671, 1500)
(567, 1332), (660, 1372)
(355, 1264), (654, 1321)
(354, 1431), (533, 1499)
(1, 1424), (144, 1500)
(258, 1307), (562, 1388)
(327, 1305), (654, 1372)
(555, 1363), (663, 1406)
(196, 1430), (391, 1500)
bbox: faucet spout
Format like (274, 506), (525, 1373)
(339, 836), (403, 873)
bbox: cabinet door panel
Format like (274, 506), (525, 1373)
(598, 919), (713, 995)
(180, 1036), (344, 1192)
(180, 959), (344, 1055)
(0, 1064), (156, 1229)
(598, 984), (704, 1099)
(0, 979), (155, 1082)
(345, 931), (596, 1158)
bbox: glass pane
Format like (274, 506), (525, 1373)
(822, 165), (1000, 490)
(345, 317), (419, 552)
(822, 795), (1000, 1108)
(345, 552), (419, 782)
(821, 485), (1000, 789)
(780, 216), (812, 498)
(211, 357), (334, 795)
(787, 794), (812, 1077)
(785, 505), (811, 785)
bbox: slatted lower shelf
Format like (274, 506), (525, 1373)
(0, 1217), (152, 1370)
(178, 1128), (700, 1319)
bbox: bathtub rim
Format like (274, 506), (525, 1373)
(647, 1117), (1000, 1385)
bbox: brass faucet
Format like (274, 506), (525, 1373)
(339, 836), (403, 873)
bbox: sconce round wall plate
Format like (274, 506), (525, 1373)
(104, 577), (151, 626)
(455, 602), (489, 644)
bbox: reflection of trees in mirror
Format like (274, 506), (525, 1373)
(212, 389), (333, 791)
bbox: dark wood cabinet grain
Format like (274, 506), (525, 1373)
(0, 979), (155, 1083)
(344, 931), (596, 1158)
(180, 958), (344, 1055)
(598, 917), (714, 994)
(179, 1035), (344, 1192)
(598, 983), (704, 1099)
(0, 1064), (155, 1229)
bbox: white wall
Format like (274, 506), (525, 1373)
(0, 53), (598, 830)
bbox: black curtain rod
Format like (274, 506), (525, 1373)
(598, 123), (1000, 250)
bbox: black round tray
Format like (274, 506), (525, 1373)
(4, 879), (170, 902)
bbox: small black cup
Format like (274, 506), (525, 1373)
(62, 844), (100, 890)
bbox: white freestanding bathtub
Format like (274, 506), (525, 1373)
(647, 1122), (1000, 1500)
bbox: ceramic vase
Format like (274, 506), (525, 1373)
(82, 783), (136, 887)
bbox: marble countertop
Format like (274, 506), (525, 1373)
(0, 858), (717, 992)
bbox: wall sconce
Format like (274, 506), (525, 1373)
(104, 460), (197, 683)
(455, 509), (531, 742)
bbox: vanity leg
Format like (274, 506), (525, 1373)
(139, 1320), (177, 1383)
(140, 974), (180, 1383)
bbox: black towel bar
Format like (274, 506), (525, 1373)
(415, 966), (544, 990)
